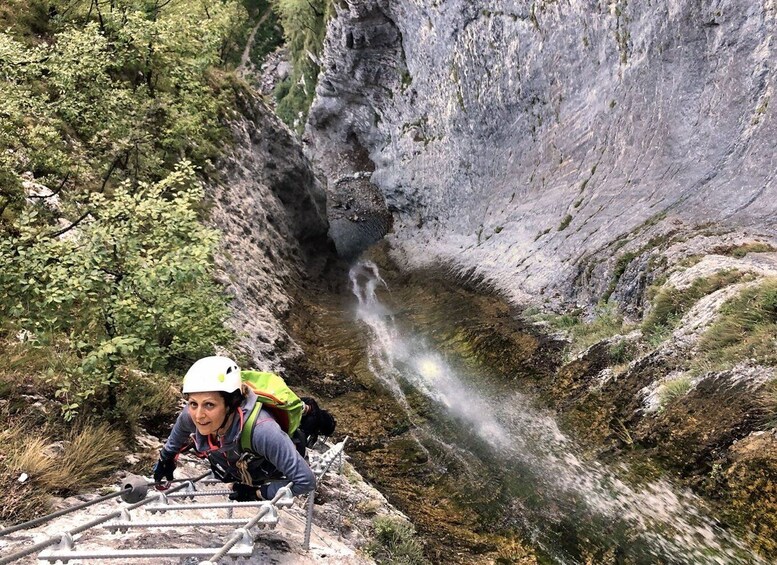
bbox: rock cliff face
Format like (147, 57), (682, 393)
(307, 0), (776, 313)
(208, 89), (330, 369)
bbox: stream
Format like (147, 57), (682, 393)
(346, 260), (763, 564)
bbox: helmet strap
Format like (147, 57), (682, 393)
(216, 409), (235, 437)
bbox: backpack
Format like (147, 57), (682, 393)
(239, 370), (303, 452)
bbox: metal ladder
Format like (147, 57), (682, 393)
(1, 438), (348, 564)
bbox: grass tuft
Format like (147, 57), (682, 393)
(366, 516), (429, 565)
(698, 278), (777, 368)
(7, 424), (125, 495)
(711, 242), (776, 258)
(758, 379), (777, 430)
(642, 270), (748, 344)
(657, 376), (692, 410)
(527, 303), (626, 356)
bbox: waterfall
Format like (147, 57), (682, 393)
(349, 260), (763, 564)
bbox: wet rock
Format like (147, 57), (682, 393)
(712, 430), (777, 557)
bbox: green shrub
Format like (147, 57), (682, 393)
(366, 516), (429, 565)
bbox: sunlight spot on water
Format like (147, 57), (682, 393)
(416, 356), (442, 381)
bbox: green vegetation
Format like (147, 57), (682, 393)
(0, 0), (255, 520)
(366, 516), (430, 565)
(242, 0), (284, 70)
(558, 214), (572, 231)
(609, 339), (635, 365)
(698, 278), (777, 368)
(271, 0), (334, 131)
(657, 376), (692, 410)
(401, 68), (413, 92)
(1, 2), (242, 424)
(711, 242), (776, 258)
(601, 250), (638, 302)
(642, 270), (748, 345)
(530, 302), (626, 355)
(534, 227), (551, 241)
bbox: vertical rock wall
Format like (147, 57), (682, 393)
(209, 89), (330, 370)
(307, 0), (776, 311)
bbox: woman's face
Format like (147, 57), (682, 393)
(187, 391), (227, 436)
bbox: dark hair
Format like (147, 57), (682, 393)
(220, 389), (245, 410)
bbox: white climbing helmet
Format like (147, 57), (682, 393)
(182, 356), (241, 394)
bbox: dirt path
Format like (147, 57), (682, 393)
(238, 9), (272, 76)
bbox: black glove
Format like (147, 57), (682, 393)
(152, 456), (176, 483)
(229, 483), (261, 502)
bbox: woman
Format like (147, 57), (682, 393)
(152, 356), (315, 500)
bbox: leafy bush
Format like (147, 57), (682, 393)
(366, 516), (429, 565)
(1, 162), (232, 419)
(1, 2), (242, 419)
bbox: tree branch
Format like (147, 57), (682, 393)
(46, 209), (92, 239)
(27, 173), (70, 199)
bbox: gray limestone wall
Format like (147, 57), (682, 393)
(209, 89), (330, 370)
(306, 0), (776, 314)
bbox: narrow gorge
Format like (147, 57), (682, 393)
(290, 0), (777, 562)
(1, 1), (775, 563)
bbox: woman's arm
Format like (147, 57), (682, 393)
(251, 415), (316, 498)
(160, 409), (196, 460)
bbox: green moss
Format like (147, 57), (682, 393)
(558, 214), (573, 231)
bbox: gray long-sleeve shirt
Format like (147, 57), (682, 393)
(161, 389), (315, 498)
